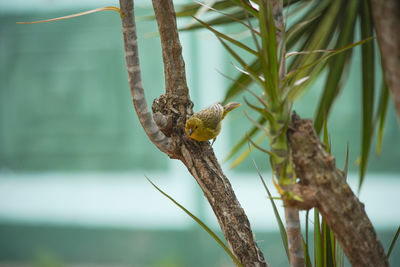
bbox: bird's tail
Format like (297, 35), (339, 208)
(222, 102), (241, 119)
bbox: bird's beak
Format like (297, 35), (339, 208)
(188, 129), (193, 136)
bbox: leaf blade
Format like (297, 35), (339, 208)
(387, 225), (400, 259)
(358, 0), (375, 190)
(146, 176), (242, 267)
(252, 159), (289, 262)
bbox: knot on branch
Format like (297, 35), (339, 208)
(152, 94), (193, 158)
(282, 184), (317, 210)
(287, 112), (340, 184)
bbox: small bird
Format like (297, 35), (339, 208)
(185, 102), (241, 143)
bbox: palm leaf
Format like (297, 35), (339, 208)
(243, 97), (274, 124)
(375, 80), (389, 155)
(223, 59), (261, 104)
(323, 113), (331, 153)
(228, 132), (266, 168)
(244, 111), (271, 137)
(286, 0), (342, 96)
(358, 0), (375, 191)
(314, 209), (323, 266)
(224, 116), (266, 164)
(387, 225), (400, 259)
(218, 38), (265, 88)
(322, 219), (335, 266)
(314, 0), (359, 133)
(257, 0), (279, 103)
(252, 159), (289, 262)
(303, 211), (312, 267)
(146, 176), (242, 266)
(191, 1), (262, 35)
(284, 36), (374, 92)
(344, 143), (350, 178)
(322, 112), (336, 266)
(192, 16), (257, 55)
(180, 8), (255, 31)
(17, 6), (123, 24)
(247, 133), (277, 159)
(177, 1), (236, 18)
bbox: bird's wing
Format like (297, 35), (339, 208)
(196, 103), (223, 129)
(209, 102), (224, 117)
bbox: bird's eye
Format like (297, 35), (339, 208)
(195, 125), (198, 129)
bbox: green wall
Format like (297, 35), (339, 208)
(0, 10), (167, 171)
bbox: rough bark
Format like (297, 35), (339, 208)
(284, 205), (304, 267)
(119, 0), (268, 266)
(119, 0), (173, 155)
(287, 112), (389, 267)
(151, 0), (189, 99)
(180, 141), (267, 266)
(370, 0), (400, 124)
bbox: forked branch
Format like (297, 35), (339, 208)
(119, 0), (173, 155)
(287, 112), (389, 267)
(118, 0), (268, 265)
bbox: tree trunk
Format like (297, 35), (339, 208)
(370, 0), (400, 124)
(287, 112), (389, 267)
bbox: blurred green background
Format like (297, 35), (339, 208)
(0, 1), (399, 266)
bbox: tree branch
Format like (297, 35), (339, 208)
(119, 0), (268, 265)
(152, 0), (189, 98)
(119, 0), (173, 155)
(370, 0), (400, 124)
(180, 141), (268, 266)
(287, 112), (389, 267)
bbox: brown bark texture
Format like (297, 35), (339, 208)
(119, 0), (268, 266)
(119, 0), (173, 155)
(370, 0), (400, 124)
(180, 141), (267, 267)
(284, 205), (304, 267)
(287, 112), (389, 267)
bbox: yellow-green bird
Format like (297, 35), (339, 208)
(185, 102), (241, 143)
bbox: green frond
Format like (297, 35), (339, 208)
(228, 133), (266, 169)
(192, 16), (258, 56)
(314, 0), (360, 133)
(244, 111), (270, 137)
(387, 225), (400, 259)
(247, 133), (277, 160)
(258, 0), (279, 104)
(323, 114), (331, 153)
(314, 209), (323, 266)
(146, 176), (242, 266)
(224, 116), (266, 163)
(285, 37), (373, 100)
(358, 0), (375, 191)
(375, 81), (389, 155)
(243, 97), (275, 124)
(176, 1), (237, 19)
(182, 9), (248, 31)
(252, 159), (289, 262)
(344, 143), (350, 179)
(304, 211), (312, 267)
(218, 37), (265, 88)
(222, 59), (261, 104)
